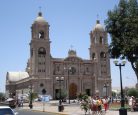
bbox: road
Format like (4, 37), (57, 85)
(16, 109), (58, 115)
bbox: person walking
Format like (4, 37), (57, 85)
(102, 96), (108, 112)
(129, 96), (135, 112)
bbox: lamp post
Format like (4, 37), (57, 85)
(104, 82), (109, 97)
(56, 76), (64, 112)
(27, 67), (33, 109)
(28, 85), (33, 109)
(114, 59), (127, 115)
(64, 67), (72, 104)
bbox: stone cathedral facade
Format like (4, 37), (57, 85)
(6, 12), (111, 99)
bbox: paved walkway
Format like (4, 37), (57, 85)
(22, 100), (138, 115)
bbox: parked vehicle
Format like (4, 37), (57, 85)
(0, 106), (18, 115)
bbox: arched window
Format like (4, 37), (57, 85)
(100, 52), (106, 58)
(70, 67), (76, 75)
(100, 37), (103, 44)
(39, 31), (45, 39)
(38, 47), (46, 55)
(40, 83), (44, 87)
(92, 53), (96, 60)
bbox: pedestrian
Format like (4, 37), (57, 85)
(102, 96), (108, 112)
(108, 96), (112, 109)
(21, 99), (24, 107)
(129, 96), (135, 112)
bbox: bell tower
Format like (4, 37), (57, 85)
(29, 12), (51, 78)
(89, 20), (111, 96)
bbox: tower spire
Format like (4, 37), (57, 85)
(38, 6), (42, 16)
(70, 45), (73, 50)
(39, 6), (42, 12)
(97, 14), (99, 20)
(96, 14), (100, 24)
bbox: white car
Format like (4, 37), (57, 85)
(0, 106), (18, 115)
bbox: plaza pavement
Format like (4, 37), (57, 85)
(22, 100), (138, 115)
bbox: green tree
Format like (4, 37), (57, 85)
(61, 90), (67, 100)
(127, 88), (138, 98)
(79, 94), (90, 115)
(112, 91), (116, 97)
(28, 92), (38, 101)
(56, 89), (67, 100)
(77, 93), (85, 101)
(105, 0), (138, 81)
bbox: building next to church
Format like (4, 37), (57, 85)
(6, 12), (111, 99)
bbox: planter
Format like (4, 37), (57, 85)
(29, 104), (33, 109)
(119, 108), (127, 115)
(58, 105), (64, 112)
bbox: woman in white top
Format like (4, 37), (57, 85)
(129, 96), (135, 112)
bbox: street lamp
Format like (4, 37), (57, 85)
(104, 82), (109, 97)
(27, 67), (33, 109)
(56, 76), (64, 112)
(28, 85), (33, 109)
(113, 59), (127, 115)
(64, 67), (72, 104)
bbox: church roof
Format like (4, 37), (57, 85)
(6, 72), (29, 82)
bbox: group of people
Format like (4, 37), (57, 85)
(79, 95), (110, 115)
(90, 96), (110, 113)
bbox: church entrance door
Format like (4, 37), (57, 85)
(69, 83), (77, 99)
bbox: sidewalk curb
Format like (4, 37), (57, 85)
(23, 108), (69, 115)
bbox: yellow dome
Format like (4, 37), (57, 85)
(68, 50), (77, 57)
(93, 20), (104, 32)
(34, 12), (47, 24)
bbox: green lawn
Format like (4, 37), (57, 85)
(109, 102), (130, 111)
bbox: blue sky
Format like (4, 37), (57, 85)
(0, 0), (137, 92)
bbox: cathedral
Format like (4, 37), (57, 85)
(6, 12), (111, 99)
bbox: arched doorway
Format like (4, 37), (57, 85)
(69, 83), (77, 99)
(42, 89), (46, 95)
